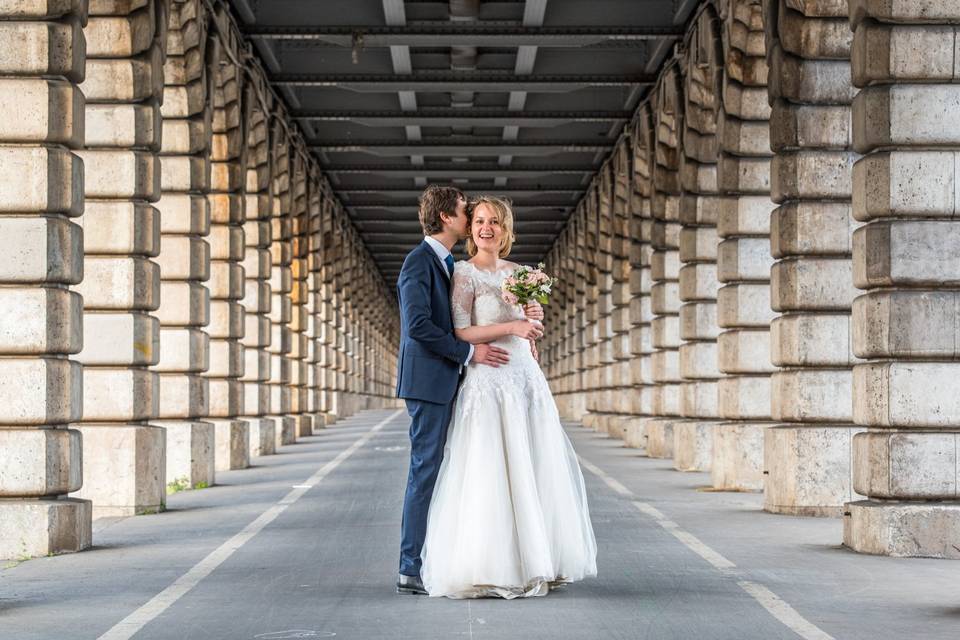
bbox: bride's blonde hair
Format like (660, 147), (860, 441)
(465, 195), (516, 258)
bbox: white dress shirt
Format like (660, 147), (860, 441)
(423, 236), (474, 366)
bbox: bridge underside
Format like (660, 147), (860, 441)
(1, 0), (960, 626)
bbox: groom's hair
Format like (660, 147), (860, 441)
(419, 185), (465, 235)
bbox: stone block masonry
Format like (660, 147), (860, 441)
(0, 0), (399, 560)
(712, 0), (776, 492)
(154, 0), (215, 491)
(843, 0), (960, 558)
(72, 0), (166, 518)
(763, 0), (864, 517)
(0, 0), (92, 559)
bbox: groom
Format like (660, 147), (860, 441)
(395, 185), (540, 594)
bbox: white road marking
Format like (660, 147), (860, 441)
(97, 410), (404, 640)
(739, 581), (836, 640)
(578, 453), (835, 640)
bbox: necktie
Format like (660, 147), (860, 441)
(444, 254), (455, 278)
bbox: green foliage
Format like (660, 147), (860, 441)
(166, 477), (190, 495)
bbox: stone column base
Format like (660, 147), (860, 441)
(310, 413), (328, 433)
(553, 394), (572, 419)
(711, 422), (769, 492)
(247, 418), (276, 457)
(581, 412), (600, 431)
(645, 418), (676, 459)
(844, 501), (960, 559)
(0, 498), (92, 560)
(315, 412), (336, 428)
(157, 420), (215, 491)
(73, 424), (166, 518)
(673, 421), (715, 472)
(604, 415), (631, 441)
(295, 414), (313, 438)
(211, 419), (250, 472)
(763, 424), (864, 517)
(623, 418), (648, 450)
(274, 416), (296, 448)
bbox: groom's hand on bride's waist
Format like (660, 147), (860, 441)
(471, 343), (511, 367)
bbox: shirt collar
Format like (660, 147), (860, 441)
(424, 235), (452, 262)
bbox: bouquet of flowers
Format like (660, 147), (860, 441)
(501, 263), (555, 306)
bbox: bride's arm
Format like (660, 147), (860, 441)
(455, 321), (540, 345)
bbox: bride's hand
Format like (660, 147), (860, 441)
(511, 319), (544, 340)
(523, 301), (544, 322)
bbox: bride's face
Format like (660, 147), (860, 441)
(471, 203), (502, 254)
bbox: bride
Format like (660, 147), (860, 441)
(420, 195), (597, 599)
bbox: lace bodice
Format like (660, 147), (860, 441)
(451, 260), (526, 329)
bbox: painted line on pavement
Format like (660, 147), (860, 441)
(577, 454), (835, 640)
(98, 410), (405, 640)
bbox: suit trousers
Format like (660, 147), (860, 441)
(399, 397), (454, 576)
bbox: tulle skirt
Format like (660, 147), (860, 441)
(420, 356), (598, 599)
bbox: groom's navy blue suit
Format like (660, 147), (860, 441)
(396, 239), (472, 577)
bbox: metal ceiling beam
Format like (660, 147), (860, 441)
(361, 232), (556, 242)
(291, 109), (631, 127)
(271, 73), (654, 92)
(347, 199), (575, 208)
(323, 164), (596, 177)
(243, 24), (685, 47)
(348, 205), (571, 214)
(353, 220), (567, 232)
(340, 188), (582, 196)
(378, 251), (546, 258)
(314, 140), (613, 156)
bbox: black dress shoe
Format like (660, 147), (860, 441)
(396, 573), (427, 595)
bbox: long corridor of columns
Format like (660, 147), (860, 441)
(544, 0), (960, 559)
(0, 0), (399, 560)
(2, 0), (960, 636)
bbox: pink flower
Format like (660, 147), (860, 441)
(502, 291), (519, 305)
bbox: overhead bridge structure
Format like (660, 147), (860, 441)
(2, 1), (960, 636)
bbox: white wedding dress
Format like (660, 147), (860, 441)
(420, 261), (598, 599)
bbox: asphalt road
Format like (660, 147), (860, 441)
(2, 409), (958, 640)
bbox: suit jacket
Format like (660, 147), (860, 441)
(395, 239), (472, 404)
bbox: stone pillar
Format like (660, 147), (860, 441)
(239, 85), (275, 457)
(154, 0), (214, 491)
(343, 231), (363, 415)
(0, 1), (92, 558)
(542, 230), (567, 410)
(605, 140), (639, 439)
(318, 206), (338, 423)
(622, 105), (657, 449)
(570, 209), (590, 422)
(712, 0), (776, 491)
(288, 152), (312, 437)
(266, 124), (295, 445)
(205, 24), (249, 471)
(843, 0), (960, 557)
(304, 173), (326, 430)
(675, 9), (724, 472)
(577, 195), (607, 426)
(584, 176), (612, 433)
(647, 68), (685, 458)
(74, 0), (166, 517)
(327, 215), (346, 420)
(764, 0), (862, 515)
